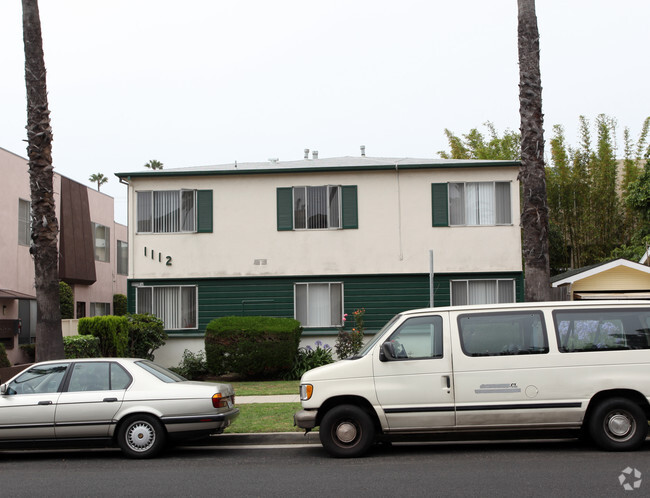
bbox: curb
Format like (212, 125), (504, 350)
(209, 432), (320, 446)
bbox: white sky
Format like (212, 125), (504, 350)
(1, 0), (649, 225)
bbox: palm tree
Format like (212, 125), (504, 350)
(89, 173), (108, 191)
(517, 0), (551, 301)
(22, 0), (64, 361)
(144, 159), (163, 170)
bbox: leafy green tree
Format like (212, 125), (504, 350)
(89, 173), (108, 192)
(59, 281), (74, 319)
(144, 159), (163, 170)
(438, 122), (520, 160)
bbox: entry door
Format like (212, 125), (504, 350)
(372, 315), (455, 431)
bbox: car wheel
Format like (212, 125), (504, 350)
(118, 414), (166, 458)
(588, 398), (648, 451)
(319, 404), (375, 458)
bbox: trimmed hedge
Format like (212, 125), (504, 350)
(113, 294), (127, 316)
(0, 344), (10, 368)
(124, 313), (166, 360)
(78, 316), (129, 357)
(60, 281), (74, 319)
(205, 316), (302, 379)
(64, 335), (101, 359)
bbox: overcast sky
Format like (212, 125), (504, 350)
(1, 0), (649, 225)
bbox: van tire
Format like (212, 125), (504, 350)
(588, 398), (648, 451)
(319, 405), (375, 458)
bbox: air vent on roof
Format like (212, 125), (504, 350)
(312, 150), (318, 159)
(304, 149), (310, 159)
(268, 158), (279, 164)
(360, 145), (366, 157)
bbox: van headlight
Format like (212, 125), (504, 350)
(300, 384), (313, 401)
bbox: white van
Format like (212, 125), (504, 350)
(294, 301), (650, 457)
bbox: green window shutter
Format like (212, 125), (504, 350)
(341, 185), (358, 229)
(431, 183), (449, 227)
(196, 190), (213, 233)
(277, 187), (293, 231)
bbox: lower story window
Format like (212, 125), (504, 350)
(136, 285), (197, 330)
(451, 279), (515, 306)
(295, 282), (343, 327)
(90, 302), (111, 316)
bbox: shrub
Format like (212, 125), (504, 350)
(124, 313), (166, 360)
(20, 343), (35, 363)
(335, 308), (366, 359)
(113, 294), (127, 316)
(170, 349), (208, 380)
(205, 316), (302, 379)
(0, 343), (10, 368)
(64, 335), (101, 359)
(59, 281), (74, 319)
(78, 316), (129, 357)
(284, 341), (334, 380)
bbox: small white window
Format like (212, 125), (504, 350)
(92, 223), (110, 262)
(18, 199), (31, 246)
(451, 279), (515, 306)
(295, 282), (343, 327)
(136, 285), (197, 330)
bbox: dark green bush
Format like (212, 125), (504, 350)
(170, 349), (208, 380)
(20, 343), (35, 363)
(124, 313), (166, 360)
(0, 343), (10, 368)
(64, 335), (101, 359)
(205, 316), (302, 379)
(59, 281), (74, 319)
(284, 342), (334, 380)
(78, 316), (129, 357)
(113, 294), (128, 316)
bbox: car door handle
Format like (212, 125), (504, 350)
(38, 400), (53, 405)
(103, 397), (118, 402)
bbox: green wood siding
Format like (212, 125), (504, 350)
(341, 185), (358, 229)
(276, 187), (293, 231)
(128, 272), (523, 337)
(431, 183), (449, 227)
(196, 190), (213, 233)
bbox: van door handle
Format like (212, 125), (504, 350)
(443, 375), (451, 389)
(103, 397), (118, 402)
(38, 400), (52, 405)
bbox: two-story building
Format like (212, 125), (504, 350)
(117, 152), (523, 366)
(0, 147), (128, 364)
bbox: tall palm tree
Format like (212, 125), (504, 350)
(22, 0), (64, 361)
(144, 159), (163, 170)
(518, 0), (551, 301)
(89, 172), (108, 191)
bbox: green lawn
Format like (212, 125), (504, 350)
(225, 402), (305, 433)
(224, 380), (300, 396)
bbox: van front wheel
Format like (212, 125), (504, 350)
(588, 398), (648, 451)
(319, 405), (375, 458)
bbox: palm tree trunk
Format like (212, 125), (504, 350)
(518, 0), (551, 301)
(22, 0), (64, 361)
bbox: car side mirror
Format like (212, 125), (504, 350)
(0, 383), (7, 395)
(381, 342), (396, 362)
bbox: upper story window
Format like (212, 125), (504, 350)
(92, 222), (110, 262)
(136, 190), (213, 234)
(117, 240), (128, 275)
(432, 182), (512, 227)
(277, 186), (358, 231)
(18, 198), (31, 246)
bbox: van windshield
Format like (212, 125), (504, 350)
(355, 314), (402, 357)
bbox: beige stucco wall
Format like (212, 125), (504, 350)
(126, 167), (522, 280)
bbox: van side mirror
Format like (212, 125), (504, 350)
(381, 342), (396, 361)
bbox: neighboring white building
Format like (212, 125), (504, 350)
(116, 153), (523, 366)
(0, 147), (127, 364)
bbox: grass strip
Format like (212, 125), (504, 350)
(226, 402), (305, 433)
(228, 380), (300, 396)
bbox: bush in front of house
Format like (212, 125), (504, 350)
(0, 343), (10, 368)
(170, 349), (209, 380)
(124, 313), (166, 360)
(59, 281), (74, 319)
(205, 316), (302, 379)
(113, 294), (127, 316)
(283, 341), (334, 380)
(64, 335), (101, 359)
(78, 316), (129, 357)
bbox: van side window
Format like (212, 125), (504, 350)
(458, 311), (548, 356)
(386, 316), (443, 359)
(553, 308), (650, 352)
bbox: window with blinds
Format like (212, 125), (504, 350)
(295, 282), (343, 327)
(136, 285), (197, 330)
(451, 279), (515, 306)
(137, 190), (202, 233)
(448, 182), (511, 226)
(293, 186), (341, 229)
(18, 198), (31, 246)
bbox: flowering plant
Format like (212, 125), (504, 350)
(335, 308), (366, 359)
(284, 341), (334, 380)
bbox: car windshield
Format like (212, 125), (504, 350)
(136, 360), (187, 383)
(355, 314), (403, 357)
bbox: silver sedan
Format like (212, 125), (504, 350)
(0, 358), (238, 458)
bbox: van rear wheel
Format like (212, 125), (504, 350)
(319, 405), (375, 458)
(588, 398), (648, 451)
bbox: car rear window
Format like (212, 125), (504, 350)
(136, 360), (187, 383)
